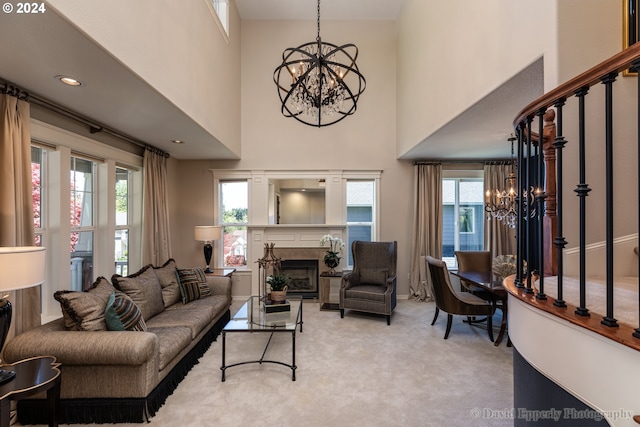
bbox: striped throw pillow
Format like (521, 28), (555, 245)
(176, 268), (211, 303)
(105, 292), (147, 332)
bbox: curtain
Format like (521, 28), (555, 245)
(0, 93), (40, 336)
(483, 163), (516, 259)
(142, 147), (172, 266)
(409, 163), (442, 301)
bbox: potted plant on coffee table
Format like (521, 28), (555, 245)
(267, 274), (290, 303)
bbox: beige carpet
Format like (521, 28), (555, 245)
(17, 300), (514, 427)
(541, 276), (639, 327)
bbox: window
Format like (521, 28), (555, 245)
(70, 156), (95, 291)
(346, 180), (376, 266)
(220, 180), (248, 268)
(210, 0), (229, 38)
(442, 176), (484, 269)
(31, 146), (45, 247)
(115, 167), (131, 276)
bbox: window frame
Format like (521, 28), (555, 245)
(217, 177), (250, 270)
(31, 120), (143, 320)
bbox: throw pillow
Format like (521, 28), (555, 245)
(54, 276), (115, 331)
(176, 267), (211, 303)
(105, 291), (147, 332)
(112, 264), (165, 321)
(153, 259), (181, 307)
(359, 268), (389, 286)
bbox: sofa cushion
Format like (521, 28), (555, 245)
(153, 259), (181, 308)
(112, 265), (165, 321)
(147, 305), (214, 339)
(146, 326), (192, 371)
(176, 268), (211, 303)
(54, 277), (115, 331)
(105, 292), (147, 332)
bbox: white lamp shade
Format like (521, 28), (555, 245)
(194, 226), (222, 242)
(0, 246), (46, 291)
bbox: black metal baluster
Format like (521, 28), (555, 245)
(574, 86), (591, 317)
(516, 125), (525, 288)
(524, 116), (535, 294)
(553, 98), (567, 308)
(601, 72), (618, 328)
(536, 109), (547, 300)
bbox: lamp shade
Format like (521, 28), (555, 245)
(0, 246), (46, 291)
(194, 226), (221, 242)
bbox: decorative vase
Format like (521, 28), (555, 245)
(324, 252), (340, 275)
(270, 286), (288, 303)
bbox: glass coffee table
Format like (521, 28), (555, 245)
(221, 295), (303, 381)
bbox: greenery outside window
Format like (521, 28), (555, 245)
(220, 180), (248, 268)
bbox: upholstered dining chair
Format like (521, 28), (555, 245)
(340, 240), (397, 325)
(425, 256), (495, 341)
(454, 250), (493, 301)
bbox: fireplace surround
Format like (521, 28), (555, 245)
(280, 259), (319, 299)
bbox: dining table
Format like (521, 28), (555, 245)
(450, 270), (510, 346)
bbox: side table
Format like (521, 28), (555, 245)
(205, 268), (236, 277)
(319, 272), (342, 311)
(0, 356), (61, 427)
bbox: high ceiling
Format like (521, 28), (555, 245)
(235, 0), (405, 20)
(0, 1), (542, 160)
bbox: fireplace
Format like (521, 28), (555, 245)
(279, 259), (318, 299)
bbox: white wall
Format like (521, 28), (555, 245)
(47, 0), (242, 156)
(396, 0), (558, 157)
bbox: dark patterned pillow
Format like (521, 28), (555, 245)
(105, 291), (147, 332)
(153, 259), (181, 307)
(359, 268), (389, 286)
(176, 268), (211, 303)
(54, 277), (115, 331)
(112, 265), (164, 321)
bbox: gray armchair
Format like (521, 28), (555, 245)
(340, 241), (397, 325)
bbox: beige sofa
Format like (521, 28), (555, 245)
(4, 259), (231, 424)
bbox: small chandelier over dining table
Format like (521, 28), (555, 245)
(273, 0), (366, 127)
(485, 136), (519, 228)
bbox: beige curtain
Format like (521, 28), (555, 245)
(409, 163), (442, 301)
(0, 93), (40, 335)
(483, 163), (516, 259)
(142, 147), (172, 266)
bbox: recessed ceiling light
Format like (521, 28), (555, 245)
(55, 75), (83, 87)
(172, 140), (184, 144)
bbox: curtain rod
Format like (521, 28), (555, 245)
(1, 78), (169, 158)
(413, 159), (510, 165)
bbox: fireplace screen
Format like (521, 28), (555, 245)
(279, 259), (319, 298)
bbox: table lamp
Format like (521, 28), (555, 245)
(0, 246), (46, 384)
(194, 226), (221, 274)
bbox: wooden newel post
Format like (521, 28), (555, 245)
(542, 109), (558, 276)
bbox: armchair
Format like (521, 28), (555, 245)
(426, 256), (495, 340)
(340, 241), (397, 325)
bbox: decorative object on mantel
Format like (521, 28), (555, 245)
(320, 234), (344, 275)
(273, 0), (366, 127)
(492, 254), (527, 282)
(267, 274), (290, 304)
(256, 243), (282, 304)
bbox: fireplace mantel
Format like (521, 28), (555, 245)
(249, 225), (346, 295)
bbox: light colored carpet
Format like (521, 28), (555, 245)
(541, 276), (639, 327)
(17, 300), (514, 427)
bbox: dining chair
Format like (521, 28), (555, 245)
(425, 256), (495, 341)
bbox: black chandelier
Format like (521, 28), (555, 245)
(273, 0), (366, 127)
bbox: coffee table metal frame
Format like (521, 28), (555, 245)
(221, 295), (303, 381)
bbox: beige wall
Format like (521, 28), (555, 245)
(169, 19), (415, 297)
(554, 0), (638, 260)
(396, 0), (558, 157)
(48, 0), (242, 156)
